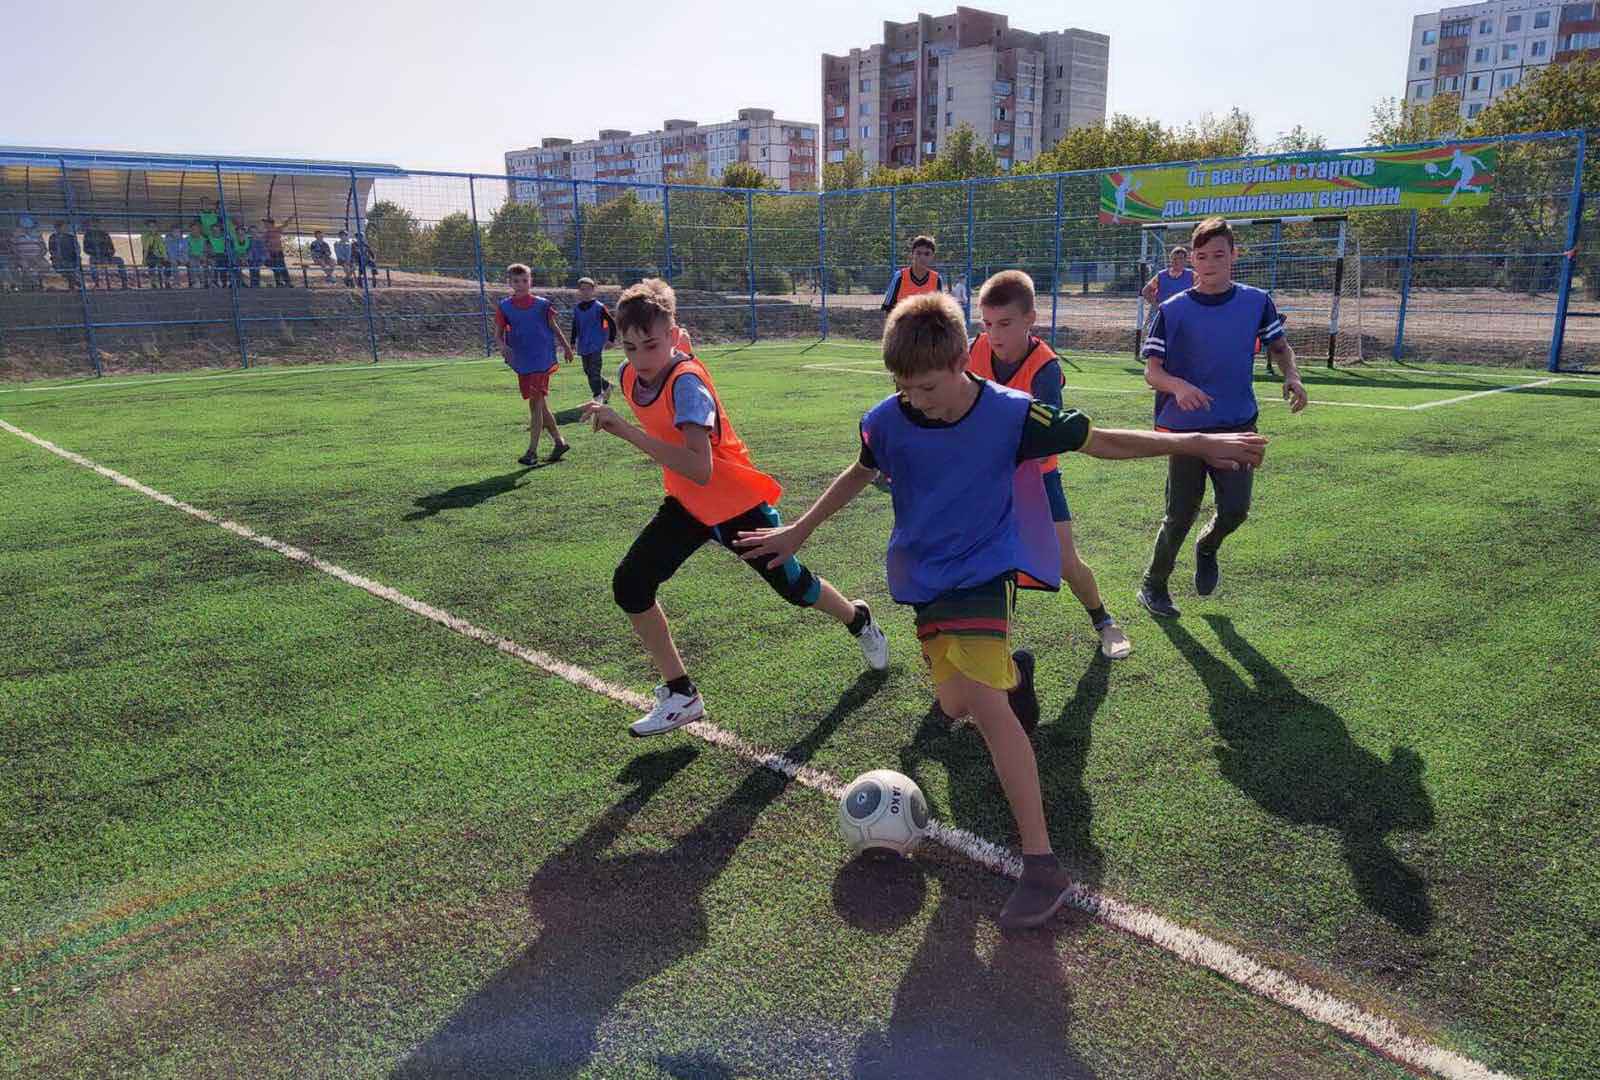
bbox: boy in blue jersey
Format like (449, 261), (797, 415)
(495, 263), (576, 467)
(736, 293), (1266, 928)
(1137, 218), (1307, 617)
(1141, 245), (1194, 312)
(569, 277), (617, 403)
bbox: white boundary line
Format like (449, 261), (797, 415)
(0, 416), (1517, 1080)
(0, 357), (501, 395)
(1409, 377), (1563, 410)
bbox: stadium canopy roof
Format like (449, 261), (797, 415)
(0, 147), (406, 231)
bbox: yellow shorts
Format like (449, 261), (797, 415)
(920, 632), (1019, 692)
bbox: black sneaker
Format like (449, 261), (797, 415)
(517, 451), (537, 468)
(1009, 649), (1039, 734)
(999, 857), (1074, 930)
(1136, 585), (1181, 619)
(1195, 545), (1220, 596)
(547, 442), (571, 464)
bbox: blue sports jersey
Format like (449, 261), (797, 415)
(498, 295), (557, 374)
(1155, 267), (1196, 305)
(570, 300), (613, 354)
(1143, 284), (1283, 430)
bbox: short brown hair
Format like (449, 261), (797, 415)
(882, 293), (968, 378)
(1170, 245), (1189, 259)
(977, 269), (1035, 313)
(616, 278), (675, 337)
(1189, 218), (1233, 250)
(506, 263), (530, 277)
(909, 234), (936, 254)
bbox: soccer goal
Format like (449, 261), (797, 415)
(1136, 215), (1363, 368)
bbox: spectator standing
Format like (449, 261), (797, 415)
(262, 217), (291, 287)
(334, 229), (353, 287)
(48, 222), (81, 289)
(140, 219), (168, 289)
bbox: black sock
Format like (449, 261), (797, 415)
(1022, 852), (1060, 877)
(846, 601), (871, 637)
(1086, 604), (1109, 629)
(666, 675), (696, 698)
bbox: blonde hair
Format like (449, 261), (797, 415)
(882, 293), (968, 378)
(976, 269), (1035, 313)
(506, 263), (530, 277)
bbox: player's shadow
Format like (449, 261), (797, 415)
(836, 854), (1096, 1079)
(1160, 615), (1435, 933)
(904, 652), (1111, 888)
(390, 670), (887, 1079)
(403, 469), (533, 520)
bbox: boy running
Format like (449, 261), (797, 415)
(1137, 218), (1307, 617)
(735, 293), (1264, 928)
(495, 263), (576, 467)
(569, 276), (617, 402)
(881, 235), (946, 312)
(580, 279), (888, 737)
(969, 270), (1131, 660)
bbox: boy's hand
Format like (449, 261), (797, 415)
(500, 344), (514, 365)
(580, 401), (626, 435)
(732, 524), (807, 570)
(1194, 432), (1267, 471)
(563, 346), (575, 363)
(1172, 381), (1214, 411)
(1283, 376), (1308, 413)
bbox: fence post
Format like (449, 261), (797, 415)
(1393, 209), (1418, 360)
(889, 185), (898, 280)
(56, 158), (102, 377)
(963, 182), (975, 323)
(348, 169), (379, 363)
(662, 184), (672, 283)
(1548, 130), (1587, 373)
(1269, 219), (1283, 292)
(468, 176), (492, 357)
(1051, 176), (1063, 351)
(571, 180), (584, 282)
(818, 190), (829, 340)
(214, 164), (249, 368)
(746, 189), (757, 342)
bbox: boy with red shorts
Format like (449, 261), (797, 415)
(496, 263), (576, 466)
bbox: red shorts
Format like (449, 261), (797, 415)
(517, 366), (557, 398)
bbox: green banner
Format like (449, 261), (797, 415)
(1100, 143), (1499, 224)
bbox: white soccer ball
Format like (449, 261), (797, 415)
(1425, 163), (1438, 175)
(837, 769), (930, 857)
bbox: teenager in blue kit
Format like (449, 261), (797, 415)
(495, 263), (576, 467)
(737, 293), (1266, 928)
(1137, 218), (1308, 617)
(569, 276), (617, 403)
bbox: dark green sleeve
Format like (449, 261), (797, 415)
(1016, 401), (1091, 462)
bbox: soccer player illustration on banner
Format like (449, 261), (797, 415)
(1429, 146), (1487, 205)
(1112, 171), (1142, 223)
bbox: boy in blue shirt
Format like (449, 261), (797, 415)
(1137, 218), (1307, 617)
(569, 276), (617, 402)
(495, 263), (576, 467)
(736, 293), (1265, 928)
(1141, 245), (1195, 312)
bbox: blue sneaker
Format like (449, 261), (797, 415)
(1195, 545), (1220, 596)
(1136, 586), (1180, 619)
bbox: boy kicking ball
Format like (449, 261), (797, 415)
(736, 293), (1264, 928)
(495, 263), (576, 467)
(581, 279), (888, 738)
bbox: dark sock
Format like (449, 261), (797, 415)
(846, 601), (871, 637)
(1022, 852), (1061, 878)
(666, 675), (696, 698)
(1086, 604), (1109, 628)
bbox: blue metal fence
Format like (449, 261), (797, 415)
(1, 129), (1594, 378)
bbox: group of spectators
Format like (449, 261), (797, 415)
(2, 207), (380, 292)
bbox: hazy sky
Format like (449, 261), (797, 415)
(5, 0), (1424, 174)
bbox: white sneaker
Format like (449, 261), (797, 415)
(1098, 619), (1132, 661)
(629, 684), (704, 738)
(855, 607), (889, 671)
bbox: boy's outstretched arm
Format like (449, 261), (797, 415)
(580, 403), (713, 485)
(1020, 401), (1267, 471)
(1268, 337), (1308, 411)
(733, 461), (876, 570)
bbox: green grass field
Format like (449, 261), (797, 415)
(4, 342), (1598, 1079)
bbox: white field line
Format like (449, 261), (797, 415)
(1409, 377), (1563, 410)
(0, 357), (506, 395)
(0, 416), (1517, 1080)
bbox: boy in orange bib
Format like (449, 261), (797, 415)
(969, 271), (1131, 660)
(881, 234), (946, 312)
(580, 279), (888, 737)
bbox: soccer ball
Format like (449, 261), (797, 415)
(1425, 163), (1439, 175)
(837, 769), (930, 857)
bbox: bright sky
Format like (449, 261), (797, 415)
(5, 0), (1424, 174)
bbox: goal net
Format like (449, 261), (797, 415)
(1137, 215), (1363, 367)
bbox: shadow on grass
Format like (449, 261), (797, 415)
(390, 670), (887, 1078)
(403, 469), (533, 521)
(835, 853), (1096, 1079)
(1160, 614), (1435, 934)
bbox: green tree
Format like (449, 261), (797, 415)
(823, 150), (870, 191)
(1471, 56), (1600, 137)
(363, 201), (421, 270)
(1368, 94), (1463, 145)
(485, 201), (568, 283)
(579, 191), (663, 283)
(720, 162), (774, 190)
(426, 212), (485, 279)
(1268, 124), (1328, 154)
